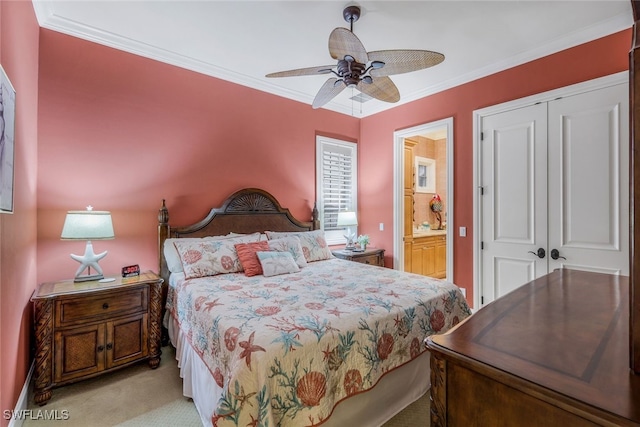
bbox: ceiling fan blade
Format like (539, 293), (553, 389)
(312, 78), (346, 109)
(329, 28), (368, 64)
(368, 50), (445, 77)
(266, 65), (335, 78)
(356, 76), (400, 103)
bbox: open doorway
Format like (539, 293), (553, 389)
(393, 118), (454, 280)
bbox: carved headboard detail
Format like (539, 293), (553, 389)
(158, 188), (320, 285)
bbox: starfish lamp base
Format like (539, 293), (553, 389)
(70, 240), (108, 283)
(343, 231), (357, 251)
(74, 273), (104, 283)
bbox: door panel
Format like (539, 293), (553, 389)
(481, 103), (548, 302)
(494, 257), (536, 297)
(547, 84), (628, 273)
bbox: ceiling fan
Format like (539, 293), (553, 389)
(266, 5), (445, 109)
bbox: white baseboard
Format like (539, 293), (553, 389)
(7, 361), (34, 427)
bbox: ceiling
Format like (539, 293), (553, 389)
(32, 1), (632, 118)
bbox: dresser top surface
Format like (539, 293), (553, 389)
(429, 269), (640, 422)
(32, 271), (162, 300)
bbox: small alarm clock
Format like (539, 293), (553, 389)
(122, 264), (140, 278)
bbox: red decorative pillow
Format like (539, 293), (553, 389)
(235, 241), (270, 276)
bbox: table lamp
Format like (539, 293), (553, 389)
(61, 207), (115, 282)
(337, 211), (358, 250)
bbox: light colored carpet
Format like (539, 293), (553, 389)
(24, 346), (428, 426)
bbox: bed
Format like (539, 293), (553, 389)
(158, 188), (471, 427)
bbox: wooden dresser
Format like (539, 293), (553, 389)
(332, 248), (385, 267)
(31, 271), (164, 405)
(426, 269), (640, 426)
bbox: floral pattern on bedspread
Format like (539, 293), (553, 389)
(167, 258), (471, 427)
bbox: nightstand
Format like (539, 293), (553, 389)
(31, 271), (164, 405)
(332, 248), (385, 267)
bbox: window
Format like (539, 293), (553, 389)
(316, 136), (357, 245)
(415, 156), (436, 193)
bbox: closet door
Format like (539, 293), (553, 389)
(480, 82), (629, 306)
(547, 83), (629, 275)
(480, 103), (548, 303)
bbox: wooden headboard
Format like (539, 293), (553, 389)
(157, 187), (319, 284)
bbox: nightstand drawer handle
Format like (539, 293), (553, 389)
(365, 260), (370, 264)
(106, 343), (113, 350)
(97, 345), (104, 352)
(102, 303), (109, 309)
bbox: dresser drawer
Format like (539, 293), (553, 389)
(357, 254), (381, 266)
(332, 248), (385, 267)
(56, 287), (148, 327)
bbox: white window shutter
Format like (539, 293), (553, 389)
(316, 136), (357, 245)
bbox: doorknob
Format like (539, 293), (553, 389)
(528, 248), (546, 259)
(550, 249), (566, 260)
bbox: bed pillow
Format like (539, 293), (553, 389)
(267, 236), (308, 268)
(228, 232), (269, 241)
(265, 230), (333, 262)
(235, 241), (270, 276)
(256, 251), (300, 277)
(164, 235), (241, 273)
(173, 233), (261, 279)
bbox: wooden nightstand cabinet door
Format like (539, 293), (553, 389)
(107, 314), (148, 368)
(54, 324), (105, 383)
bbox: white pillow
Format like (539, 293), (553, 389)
(164, 233), (260, 273)
(228, 232), (268, 241)
(174, 235), (260, 279)
(265, 230), (333, 262)
(267, 236), (308, 268)
(256, 251), (300, 277)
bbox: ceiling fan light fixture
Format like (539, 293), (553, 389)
(266, 4), (444, 109)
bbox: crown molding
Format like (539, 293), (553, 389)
(32, 2), (632, 118)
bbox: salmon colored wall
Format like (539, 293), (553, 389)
(36, 29), (360, 284)
(359, 29), (631, 306)
(0, 1), (39, 424)
(0, 13), (630, 417)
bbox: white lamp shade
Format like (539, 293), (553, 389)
(61, 211), (115, 240)
(337, 211), (358, 227)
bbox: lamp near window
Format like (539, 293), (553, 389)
(337, 211), (358, 250)
(61, 207), (115, 282)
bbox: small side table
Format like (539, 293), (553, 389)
(332, 248), (385, 267)
(31, 271), (164, 405)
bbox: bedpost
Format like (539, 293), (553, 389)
(312, 202), (320, 230)
(158, 199), (170, 282)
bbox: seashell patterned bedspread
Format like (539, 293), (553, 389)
(167, 258), (472, 427)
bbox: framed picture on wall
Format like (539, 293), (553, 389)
(0, 65), (15, 214)
(415, 156), (436, 193)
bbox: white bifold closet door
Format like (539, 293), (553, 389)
(480, 83), (629, 306)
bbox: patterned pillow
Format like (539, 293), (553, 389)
(164, 234), (240, 273)
(267, 236), (308, 268)
(173, 233), (261, 279)
(265, 230), (333, 262)
(235, 241), (270, 277)
(256, 251), (300, 277)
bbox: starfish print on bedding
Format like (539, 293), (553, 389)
(203, 298), (223, 312)
(327, 307), (346, 317)
(386, 290), (400, 298)
(238, 331), (265, 371)
(321, 344), (333, 361)
(247, 415), (259, 427)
